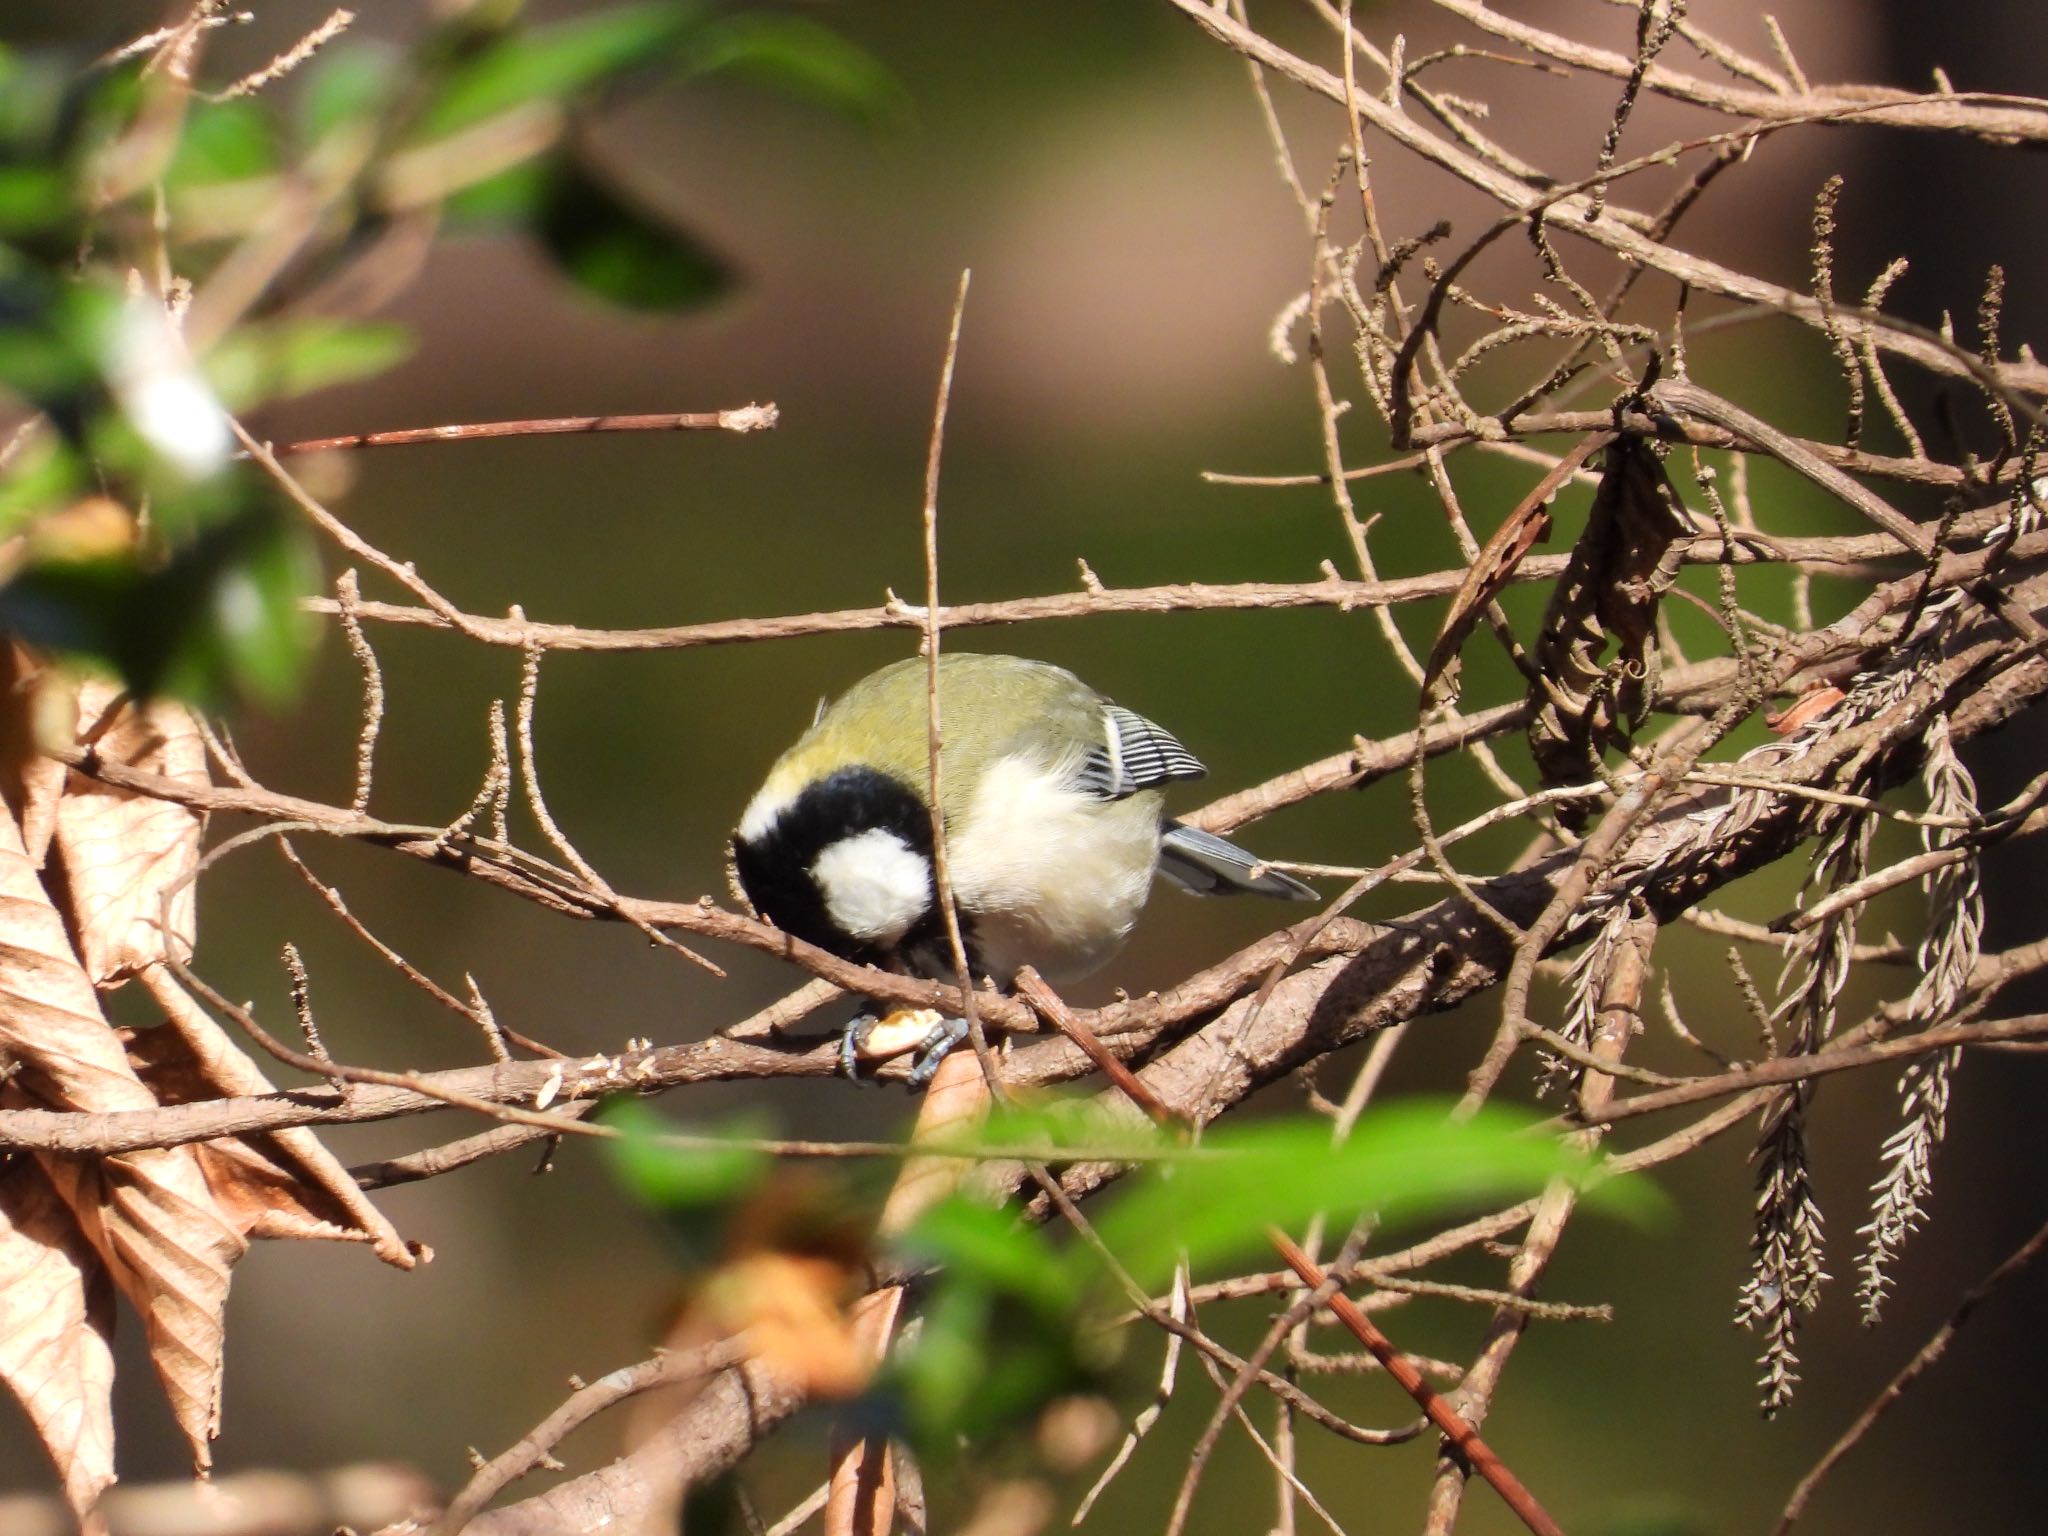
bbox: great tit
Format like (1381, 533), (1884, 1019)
(731, 653), (1316, 1085)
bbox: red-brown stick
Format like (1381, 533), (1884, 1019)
(1268, 1229), (1567, 1536)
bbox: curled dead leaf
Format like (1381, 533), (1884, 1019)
(36, 1149), (245, 1469)
(0, 641), (69, 868)
(0, 804), (243, 1472)
(1527, 434), (1695, 809)
(0, 801), (183, 1117)
(1768, 686), (1848, 735)
(1423, 433), (1612, 703)
(0, 1154), (116, 1528)
(53, 681), (208, 986)
(126, 986), (415, 1267)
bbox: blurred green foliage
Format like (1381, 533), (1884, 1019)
(604, 1092), (1659, 1461)
(0, 2), (901, 703)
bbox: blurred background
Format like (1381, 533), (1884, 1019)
(5, 2), (2048, 1532)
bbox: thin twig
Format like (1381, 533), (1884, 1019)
(267, 405), (778, 455)
(1769, 1212), (2048, 1535)
(1269, 1233), (1565, 1536)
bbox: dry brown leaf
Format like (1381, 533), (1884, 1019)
(703, 1252), (871, 1399)
(17, 752), (66, 872)
(1422, 433), (1612, 700)
(0, 799), (183, 1116)
(1527, 434), (1695, 807)
(191, 1141), (376, 1244)
(0, 804), (244, 1471)
(0, 640), (70, 868)
(125, 990), (415, 1266)
(0, 1154), (116, 1529)
(53, 681), (207, 986)
(37, 1150), (245, 1470)
(1768, 686), (1848, 735)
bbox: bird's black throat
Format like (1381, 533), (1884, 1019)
(732, 765), (951, 967)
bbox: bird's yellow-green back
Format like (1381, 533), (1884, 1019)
(753, 654), (1105, 819)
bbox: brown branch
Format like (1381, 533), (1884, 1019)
(1428, 0), (2048, 145)
(351, 1112), (590, 1189)
(1210, 412), (2008, 489)
(1164, 0), (2048, 397)
(1573, 1013), (2048, 1128)
(305, 572), (1471, 651)
(267, 404), (778, 455)
(3, 1463), (433, 1536)
(1424, 910), (1651, 1533)
(462, 1359), (807, 1536)
(1270, 1232), (1565, 1536)
(298, 528), (1958, 656)
(436, 1339), (753, 1535)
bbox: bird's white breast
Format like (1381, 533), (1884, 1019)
(949, 753), (1160, 982)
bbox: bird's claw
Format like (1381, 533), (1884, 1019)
(905, 1016), (970, 1088)
(840, 1008), (969, 1090)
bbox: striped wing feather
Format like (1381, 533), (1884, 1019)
(1076, 705), (1207, 800)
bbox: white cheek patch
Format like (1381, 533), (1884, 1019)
(736, 786), (794, 846)
(811, 828), (932, 946)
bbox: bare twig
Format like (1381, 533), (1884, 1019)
(1770, 1213), (2048, 1535)
(268, 405), (778, 455)
(436, 1340), (752, 1535)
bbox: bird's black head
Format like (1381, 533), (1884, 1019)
(731, 765), (945, 966)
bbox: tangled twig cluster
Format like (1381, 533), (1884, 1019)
(5, 4), (2048, 1535)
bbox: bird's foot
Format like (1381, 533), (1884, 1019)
(841, 1008), (970, 1090)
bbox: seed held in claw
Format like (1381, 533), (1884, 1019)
(854, 1007), (949, 1061)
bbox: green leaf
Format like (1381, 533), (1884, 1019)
(897, 1197), (1077, 1319)
(166, 99), (278, 187)
(0, 494), (316, 707)
(598, 1096), (770, 1210)
(886, 1278), (1099, 1451)
(879, 1192), (1107, 1454)
(415, 2), (698, 139)
(0, 276), (111, 414)
(442, 160), (546, 228)
(298, 41), (400, 144)
(0, 168), (73, 238)
(202, 319), (414, 410)
(926, 1099), (1172, 1166)
(0, 434), (84, 534)
(535, 154), (731, 311)
(1086, 1100), (1664, 1294)
(684, 14), (909, 130)
(891, 1281), (992, 1435)
(885, 1272), (1095, 1452)
(188, 509), (319, 705)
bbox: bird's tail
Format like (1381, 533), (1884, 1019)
(1157, 820), (1318, 900)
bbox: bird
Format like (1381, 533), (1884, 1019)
(730, 653), (1317, 1086)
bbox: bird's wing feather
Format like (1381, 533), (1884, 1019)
(1075, 705), (1207, 800)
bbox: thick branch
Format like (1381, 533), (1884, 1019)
(461, 1359), (805, 1536)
